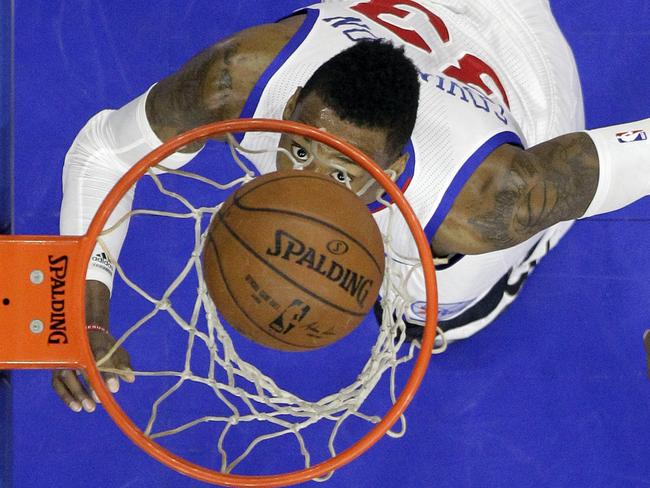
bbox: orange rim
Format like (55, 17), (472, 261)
(84, 118), (439, 487)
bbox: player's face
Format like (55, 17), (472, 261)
(277, 92), (407, 204)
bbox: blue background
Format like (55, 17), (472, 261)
(1, 1), (14, 487)
(7, 1), (650, 487)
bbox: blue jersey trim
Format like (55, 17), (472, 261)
(237, 8), (319, 134)
(423, 131), (523, 241)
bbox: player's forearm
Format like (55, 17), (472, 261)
(472, 119), (650, 252)
(521, 117), (650, 228)
(60, 109), (137, 292)
(524, 131), (600, 223)
(60, 88), (202, 293)
(440, 129), (600, 255)
(526, 118), (650, 222)
(443, 134), (599, 255)
(85, 280), (111, 329)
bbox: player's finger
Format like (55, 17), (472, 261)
(120, 368), (136, 384)
(96, 365), (120, 394)
(64, 370), (96, 413)
(51, 372), (82, 413)
(94, 348), (127, 393)
(54, 370), (96, 413)
(113, 346), (135, 383)
(78, 370), (101, 404)
(99, 344), (134, 384)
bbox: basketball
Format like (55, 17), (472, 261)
(202, 170), (385, 351)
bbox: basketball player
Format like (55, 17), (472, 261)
(52, 0), (650, 413)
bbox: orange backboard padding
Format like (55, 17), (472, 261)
(0, 235), (93, 369)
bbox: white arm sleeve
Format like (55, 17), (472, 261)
(581, 118), (650, 218)
(60, 86), (202, 293)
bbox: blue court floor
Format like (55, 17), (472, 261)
(9, 1), (650, 487)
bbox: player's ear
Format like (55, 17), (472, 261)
(387, 153), (408, 180)
(282, 88), (302, 120)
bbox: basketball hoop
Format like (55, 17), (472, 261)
(0, 119), (439, 486)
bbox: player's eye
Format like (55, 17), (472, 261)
(290, 143), (310, 162)
(331, 170), (352, 185)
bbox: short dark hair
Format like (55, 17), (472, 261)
(297, 39), (420, 158)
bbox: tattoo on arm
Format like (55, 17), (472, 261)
(468, 133), (599, 249)
(143, 20), (301, 151)
(146, 41), (241, 150)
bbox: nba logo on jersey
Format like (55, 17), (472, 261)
(616, 129), (647, 143)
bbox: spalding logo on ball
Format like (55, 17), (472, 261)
(202, 170), (385, 351)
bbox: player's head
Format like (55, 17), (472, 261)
(278, 39), (420, 203)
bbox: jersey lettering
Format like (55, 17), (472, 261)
(350, 1), (509, 106)
(323, 16), (379, 42)
(433, 74), (510, 125)
(351, 0), (449, 52)
(443, 53), (510, 107)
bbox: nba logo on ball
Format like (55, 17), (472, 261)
(616, 129), (647, 143)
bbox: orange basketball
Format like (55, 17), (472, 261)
(202, 170), (385, 351)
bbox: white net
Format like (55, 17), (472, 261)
(94, 127), (446, 478)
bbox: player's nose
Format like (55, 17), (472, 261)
(299, 162), (322, 175)
(308, 161), (334, 176)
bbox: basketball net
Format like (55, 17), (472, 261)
(1, 119), (441, 486)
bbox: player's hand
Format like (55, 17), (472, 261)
(51, 329), (134, 413)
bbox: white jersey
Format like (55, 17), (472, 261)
(238, 0), (584, 331)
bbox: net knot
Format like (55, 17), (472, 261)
(156, 298), (171, 311)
